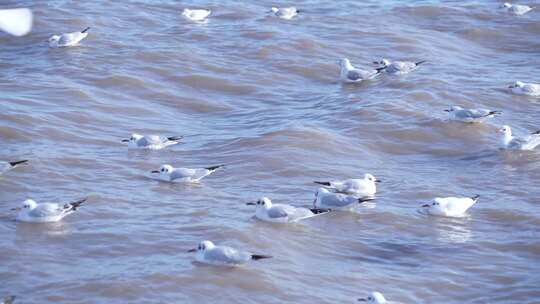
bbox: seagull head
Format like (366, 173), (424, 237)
(365, 173), (381, 183)
(246, 197), (272, 210)
(444, 105), (462, 112)
(151, 164), (173, 175)
(501, 2), (512, 8)
(271, 7), (279, 13)
(48, 35), (60, 46)
(339, 58), (354, 70)
(373, 59), (390, 66)
(358, 291), (386, 303)
(421, 198), (443, 209)
(498, 125), (512, 136)
(188, 240), (215, 253)
(509, 81), (524, 89)
(23, 199), (37, 210)
(122, 133), (143, 144)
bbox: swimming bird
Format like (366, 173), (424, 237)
(0, 8), (32, 36)
(358, 292), (386, 303)
(500, 2), (533, 15)
(151, 164), (223, 183)
(421, 195), (479, 217)
(182, 8), (211, 21)
(313, 188), (375, 210)
(270, 7), (300, 19)
(508, 81), (540, 96)
(2, 296), (15, 304)
(314, 174), (380, 197)
(48, 27), (90, 48)
(0, 160), (28, 175)
(339, 58), (383, 83)
(445, 106), (501, 123)
(188, 240), (272, 266)
(13, 198), (87, 223)
(246, 197), (330, 223)
(498, 125), (540, 150)
(373, 58), (426, 75)
(122, 133), (182, 150)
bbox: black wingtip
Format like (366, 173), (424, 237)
(488, 111), (502, 116)
(532, 130), (540, 135)
(9, 160), (28, 167)
(68, 198), (87, 210)
(310, 208), (331, 214)
(205, 165), (224, 171)
(358, 197), (375, 204)
(251, 254), (272, 260)
(471, 195), (480, 202)
(415, 60), (427, 66)
(314, 181), (331, 186)
(167, 136), (183, 141)
(81, 27), (90, 33)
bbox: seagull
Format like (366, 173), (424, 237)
(0, 8), (32, 36)
(444, 106), (501, 123)
(188, 240), (272, 266)
(48, 27), (90, 48)
(421, 195), (479, 217)
(2, 296), (15, 304)
(500, 2), (533, 15)
(358, 292), (387, 303)
(498, 125), (540, 150)
(314, 174), (380, 197)
(373, 58), (426, 75)
(122, 133), (182, 150)
(0, 160), (28, 175)
(339, 58), (383, 83)
(182, 8), (211, 22)
(509, 81), (540, 96)
(246, 197), (330, 223)
(313, 188), (375, 210)
(13, 198), (87, 223)
(151, 164), (224, 183)
(270, 7), (300, 20)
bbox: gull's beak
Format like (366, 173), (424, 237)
(11, 207), (21, 211)
(421, 204), (430, 208)
(246, 202), (256, 205)
(151, 170), (160, 174)
(187, 249), (197, 252)
(375, 179), (382, 183)
(443, 109), (450, 112)
(121, 139), (129, 142)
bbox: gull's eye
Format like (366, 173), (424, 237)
(432, 202), (436, 206)
(161, 168), (165, 172)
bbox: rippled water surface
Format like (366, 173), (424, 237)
(1, 1), (540, 303)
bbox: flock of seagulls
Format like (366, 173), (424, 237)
(0, 2), (538, 303)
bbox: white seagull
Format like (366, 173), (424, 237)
(445, 106), (501, 123)
(270, 7), (300, 20)
(498, 125), (540, 150)
(151, 164), (223, 183)
(339, 58), (383, 84)
(188, 240), (272, 266)
(246, 197), (330, 223)
(0, 8), (32, 36)
(13, 198), (87, 223)
(0, 160), (28, 175)
(122, 133), (182, 150)
(313, 188), (374, 210)
(421, 195), (479, 217)
(358, 292), (387, 303)
(314, 174), (380, 197)
(500, 3), (533, 15)
(509, 81), (540, 97)
(48, 27), (90, 48)
(2, 296), (15, 304)
(373, 58), (426, 75)
(182, 8), (211, 22)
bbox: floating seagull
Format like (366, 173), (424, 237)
(339, 58), (383, 83)
(373, 58), (426, 75)
(48, 27), (90, 48)
(151, 164), (223, 183)
(445, 106), (501, 123)
(270, 7), (300, 19)
(313, 188), (374, 210)
(2, 296), (15, 304)
(188, 240), (272, 266)
(314, 174), (380, 197)
(0, 8), (32, 36)
(13, 198), (87, 223)
(421, 195), (479, 217)
(122, 133), (182, 150)
(182, 8), (211, 21)
(509, 81), (540, 96)
(500, 2), (533, 15)
(0, 160), (28, 175)
(499, 125), (540, 150)
(246, 197), (330, 223)
(358, 292), (387, 303)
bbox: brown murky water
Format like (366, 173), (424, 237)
(1, 1), (540, 303)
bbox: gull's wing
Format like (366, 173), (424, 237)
(58, 32), (85, 46)
(29, 203), (62, 217)
(522, 133), (540, 150)
(206, 246), (250, 264)
(346, 70), (362, 81)
(319, 192), (358, 208)
(170, 168), (198, 180)
(267, 204), (294, 219)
